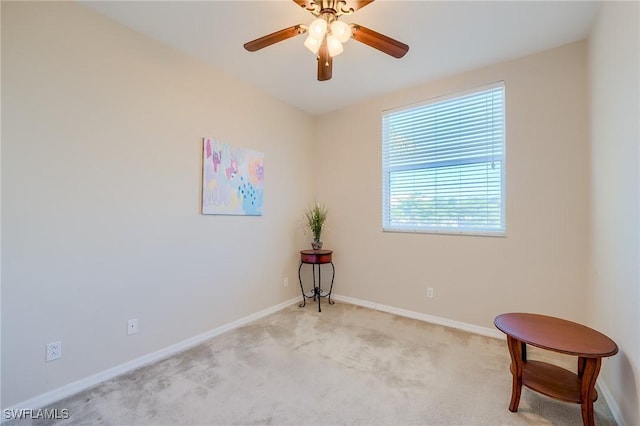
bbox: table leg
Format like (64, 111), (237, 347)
(327, 262), (335, 305)
(316, 264), (321, 312)
(312, 264), (318, 302)
(578, 357), (601, 426)
(506, 335), (524, 412)
(297, 263), (306, 308)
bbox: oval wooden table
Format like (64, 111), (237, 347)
(494, 313), (618, 426)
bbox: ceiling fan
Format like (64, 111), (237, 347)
(243, 0), (409, 81)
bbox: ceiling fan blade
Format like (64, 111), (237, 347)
(317, 38), (333, 81)
(350, 0), (374, 11)
(244, 25), (306, 52)
(351, 24), (409, 58)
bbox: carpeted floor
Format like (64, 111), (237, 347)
(7, 302), (617, 425)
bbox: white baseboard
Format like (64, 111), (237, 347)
(2, 297), (300, 421)
(597, 380), (623, 426)
(331, 294), (505, 340)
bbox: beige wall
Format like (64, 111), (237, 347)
(315, 42), (590, 328)
(588, 2), (640, 425)
(1, 2), (313, 407)
(3, 0), (637, 420)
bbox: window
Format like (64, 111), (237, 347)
(382, 83), (505, 235)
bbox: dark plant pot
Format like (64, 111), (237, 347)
(311, 241), (323, 250)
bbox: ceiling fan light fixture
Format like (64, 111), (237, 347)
(243, 0), (410, 81)
(330, 20), (352, 43)
(308, 18), (327, 40)
(304, 35), (321, 55)
(326, 34), (344, 57)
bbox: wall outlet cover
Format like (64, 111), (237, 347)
(46, 341), (62, 362)
(127, 318), (139, 335)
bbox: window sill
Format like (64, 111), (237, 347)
(382, 227), (506, 238)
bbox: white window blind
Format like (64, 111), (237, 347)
(382, 83), (505, 235)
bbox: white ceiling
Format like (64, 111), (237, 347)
(80, 1), (600, 116)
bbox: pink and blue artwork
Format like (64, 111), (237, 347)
(202, 138), (264, 215)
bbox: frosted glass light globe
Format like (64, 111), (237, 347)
(309, 18), (327, 40)
(330, 20), (352, 43)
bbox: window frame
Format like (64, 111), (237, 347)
(381, 82), (506, 237)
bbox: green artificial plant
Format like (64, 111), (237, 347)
(304, 202), (328, 242)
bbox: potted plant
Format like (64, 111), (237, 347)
(304, 202), (328, 250)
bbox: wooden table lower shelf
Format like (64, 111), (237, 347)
(516, 360), (597, 404)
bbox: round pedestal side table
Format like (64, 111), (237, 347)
(298, 250), (335, 312)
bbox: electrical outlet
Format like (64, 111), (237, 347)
(426, 287), (434, 299)
(127, 318), (139, 335)
(283, 277), (289, 288)
(46, 341), (62, 362)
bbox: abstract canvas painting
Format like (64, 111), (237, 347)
(202, 138), (264, 215)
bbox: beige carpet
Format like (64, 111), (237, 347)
(7, 302), (617, 425)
